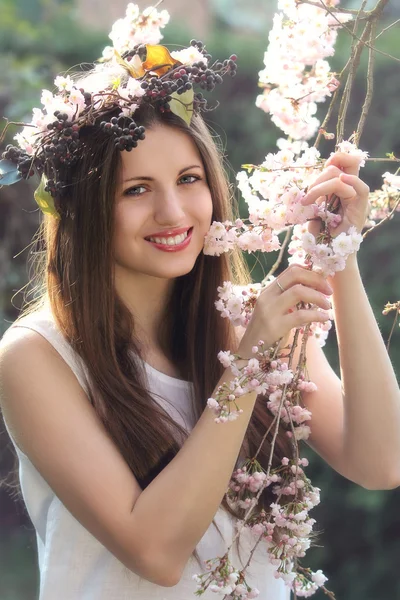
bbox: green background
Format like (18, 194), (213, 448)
(0, 1), (399, 599)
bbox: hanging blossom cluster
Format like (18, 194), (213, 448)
(228, 457), (327, 595)
(207, 341), (314, 439)
(256, 0), (352, 140)
(193, 556), (260, 598)
(195, 338), (330, 595)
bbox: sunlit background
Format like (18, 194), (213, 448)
(1, 1), (400, 599)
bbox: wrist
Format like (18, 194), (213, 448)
(327, 252), (360, 287)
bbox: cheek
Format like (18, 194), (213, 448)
(194, 189), (213, 229)
(114, 201), (147, 236)
(113, 204), (146, 259)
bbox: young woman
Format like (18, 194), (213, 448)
(0, 21), (399, 600)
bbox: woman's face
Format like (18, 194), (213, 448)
(113, 124), (213, 281)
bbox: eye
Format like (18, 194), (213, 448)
(179, 174), (201, 185)
(124, 185), (147, 197)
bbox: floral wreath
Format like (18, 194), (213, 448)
(0, 3), (237, 219)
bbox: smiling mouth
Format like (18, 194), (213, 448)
(145, 227), (193, 246)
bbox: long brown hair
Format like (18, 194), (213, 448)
(12, 103), (291, 555)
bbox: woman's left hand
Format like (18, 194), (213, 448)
(301, 151), (370, 237)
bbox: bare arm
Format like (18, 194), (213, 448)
(295, 151), (400, 490)
(298, 255), (400, 490)
(0, 328), (257, 585)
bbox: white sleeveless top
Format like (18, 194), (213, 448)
(1, 305), (289, 600)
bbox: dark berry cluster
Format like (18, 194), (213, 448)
(44, 178), (64, 197)
(2, 110), (83, 197)
(124, 43), (147, 63)
(100, 117), (145, 151)
(2, 145), (34, 179)
(44, 111), (80, 166)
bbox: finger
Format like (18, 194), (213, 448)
(278, 283), (332, 313)
(307, 165), (342, 193)
(325, 152), (363, 176)
(277, 265), (333, 295)
(339, 172), (370, 198)
(301, 178), (355, 206)
(285, 309), (331, 329)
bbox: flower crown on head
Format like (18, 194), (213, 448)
(0, 2), (237, 219)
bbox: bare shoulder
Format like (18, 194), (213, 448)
(0, 324), (156, 580)
(0, 325), (74, 415)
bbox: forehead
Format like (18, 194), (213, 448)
(119, 124), (203, 178)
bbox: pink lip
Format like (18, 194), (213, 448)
(145, 226), (191, 238)
(145, 227), (193, 252)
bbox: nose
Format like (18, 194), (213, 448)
(153, 187), (186, 226)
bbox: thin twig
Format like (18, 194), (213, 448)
(386, 309), (399, 352)
(253, 414), (278, 461)
(314, 86), (341, 149)
(336, 3), (371, 143)
(366, 157), (400, 163)
(265, 227), (293, 280)
(355, 18), (377, 145)
(375, 18), (400, 40)
(313, 55), (353, 149)
(296, 0), (369, 17)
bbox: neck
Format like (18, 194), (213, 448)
(114, 266), (174, 351)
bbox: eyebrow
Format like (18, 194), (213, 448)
(122, 164), (203, 184)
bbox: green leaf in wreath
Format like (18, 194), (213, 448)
(34, 176), (60, 219)
(170, 89), (194, 126)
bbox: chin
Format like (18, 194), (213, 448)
(144, 257), (200, 280)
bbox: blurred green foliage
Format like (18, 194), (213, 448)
(0, 2), (399, 600)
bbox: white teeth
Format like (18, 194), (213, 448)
(149, 230), (189, 245)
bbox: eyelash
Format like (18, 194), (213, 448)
(124, 174), (202, 196)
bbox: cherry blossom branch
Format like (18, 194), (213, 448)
(354, 18), (377, 145)
(296, 0), (369, 17)
(198, 1), (396, 596)
(318, 0), (399, 63)
(363, 195), (400, 239)
(297, 566), (337, 599)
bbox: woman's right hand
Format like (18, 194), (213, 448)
(237, 264), (333, 357)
